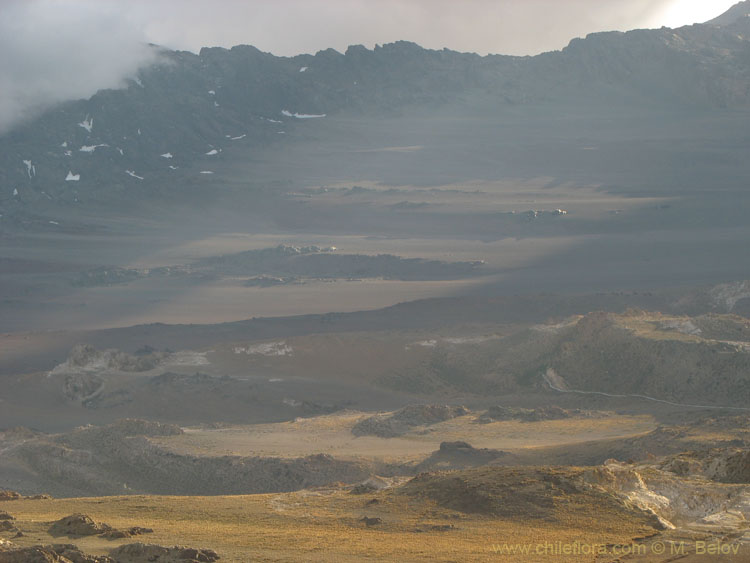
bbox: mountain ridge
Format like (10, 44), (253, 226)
(2, 6), (750, 226)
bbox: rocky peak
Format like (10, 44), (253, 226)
(706, 1), (750, 27)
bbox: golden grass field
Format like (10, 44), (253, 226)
(150, 412), (657, 462)
(0, 478), (657, 562)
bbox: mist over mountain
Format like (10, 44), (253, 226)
(0, 0), (158, 136)
(2, 2), (750, 225)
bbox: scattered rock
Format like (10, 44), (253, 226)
(109, 542), (219, 562)
(0, 522), (17, 533)
(0, 513), (13, 522)
(49, 514), (112, 537)
(0, 543), (112, 562)
(359, 517), (382, 527)
(0, 491), (50, 502)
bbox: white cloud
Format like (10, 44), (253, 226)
(0, 0), (159, 134)
(0, 0), (737, 135)
(648, 0), (739, 28)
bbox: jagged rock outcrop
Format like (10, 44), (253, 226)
(48, 514), (112, 537)
(661, 448), (750, 483)
(584, 459), (750, 529)
(352, 405), (469, 437)
(109, 542), (219, 563)
(0, 543), (113, 563)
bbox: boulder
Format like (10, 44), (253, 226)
(48, 514), (112, 537)
(110, 542), (219, 562)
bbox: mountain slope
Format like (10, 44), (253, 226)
(2, 6), (750, 225)
(707, 0), (750, 26)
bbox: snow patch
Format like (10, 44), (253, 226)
(230, 134), (246, 140)
(281, 109), (326, 119)
(78, 115), (93, 133)
(117, 148), (124, 155)
(22, 159), (35, 178)
(65, 171), (80, 181)
(208, 90), (216, 95)
(411, 339), (438, 349)
(214, 101), (220, 107)
(125, 170), (144, 180)
(161, 152), (173, 159)
(443, 335), (502, 345)
(61, 141), (68, 147)
(299, 66), (308, 72)
(168, 165), (178, 170)
(48, 220), (59, 225)
(233, 341), (293, 356)
(199, 170), (214, 174)
(13, 188), (18, 196)
(205, 149), (219, 156)
(64, 150), (72, 157)
(79, 144), (108, 153)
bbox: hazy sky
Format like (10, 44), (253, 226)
(0, 0), (740, 133)
(124, 0), (738, 56)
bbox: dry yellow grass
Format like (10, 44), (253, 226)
(0, 481), (656, 563)
(151, 412), (656, 462)
(617, 314), (705, 344)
